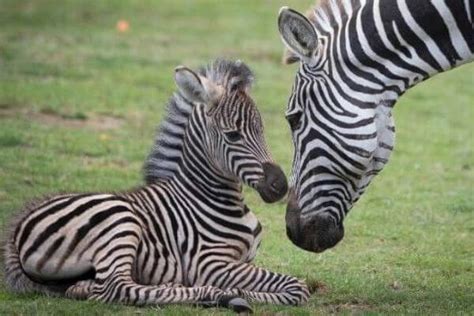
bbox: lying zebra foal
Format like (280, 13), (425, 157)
(3, 59), (309, 312)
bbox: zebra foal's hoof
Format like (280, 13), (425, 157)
(198, 295), (252, 314)
(219, 295), (253, 314)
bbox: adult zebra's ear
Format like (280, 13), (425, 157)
(174, 66), (223, 108)
(278, 7), (318, 65)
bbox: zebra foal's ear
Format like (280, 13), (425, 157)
(278, 7), (318, 64)
(175, 66), (207, 104)
(175, 66), (223, 108)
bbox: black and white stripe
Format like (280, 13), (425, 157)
(278, 0), (473, 252)
(3, 60), (309, 310)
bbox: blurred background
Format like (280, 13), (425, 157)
(0, 1), (472, 314)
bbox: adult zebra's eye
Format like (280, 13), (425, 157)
(286, 112), (302, 131)
(224, 131), (242, 142)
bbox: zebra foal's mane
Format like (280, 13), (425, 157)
(143, 59), (254, 183)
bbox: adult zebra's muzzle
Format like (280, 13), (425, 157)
(285, 190), (344, 253)
(255, 162), (288, 203)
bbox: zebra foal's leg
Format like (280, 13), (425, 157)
(216, 263), (310, 305)
(66, 280), (185, 300)
(90, 272), (247, 311)
(88, 240), (248, 311)
(66, 275), (226, 306)
(65, 280), (95, 300)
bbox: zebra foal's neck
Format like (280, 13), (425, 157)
(143, 91), (239, 199)
(142, 60), (265, 204)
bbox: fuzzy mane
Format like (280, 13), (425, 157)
(143, 59), (254, 183)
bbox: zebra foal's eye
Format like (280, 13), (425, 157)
(224, 130), (242, 142)
(286, 112), (302, 131)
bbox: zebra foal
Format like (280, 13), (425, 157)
(3, 59), (309, 312)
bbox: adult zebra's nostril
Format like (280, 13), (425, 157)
(285, 191), (344, 252)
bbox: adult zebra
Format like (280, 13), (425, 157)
(277, 0), (473, 252)
(3, 60), (309, 311)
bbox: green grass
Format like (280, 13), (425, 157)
(0, 0), (473, 314)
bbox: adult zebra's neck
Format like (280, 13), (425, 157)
(372, 0), (473, 89)
(316, 0), (474, 101)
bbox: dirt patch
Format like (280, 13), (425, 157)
(307, 279), (329, 294)
(220, 48), (281, 63)
(36, 111), (123, 131)
(81, 156), (130, 169)
(0, 105), (124, 131)
(326, 299), (373, 313)
(0, 103), (19, 117)
(248, 50), (281, 63)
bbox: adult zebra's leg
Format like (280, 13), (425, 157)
(215, 263), (310, 305)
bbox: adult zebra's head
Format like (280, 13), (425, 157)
(277, 6), (396, 252)
(174, 60), (288, 203)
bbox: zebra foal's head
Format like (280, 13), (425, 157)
(277, 5), (396, 252)
(174, 60), (288, 203)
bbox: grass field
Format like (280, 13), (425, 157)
(0, 0), (473, 314)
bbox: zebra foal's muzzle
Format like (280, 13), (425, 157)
(285, 190), (344, 253)
(255, 162), (288, 203)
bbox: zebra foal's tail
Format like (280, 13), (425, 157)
(2, 203), (65, 296)
(3, 233), (37, 293)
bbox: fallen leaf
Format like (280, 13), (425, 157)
(116, 19), (130, 32)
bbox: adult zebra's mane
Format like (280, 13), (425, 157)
(143, 59), (254, 184)
(311, 0), (372, 34)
